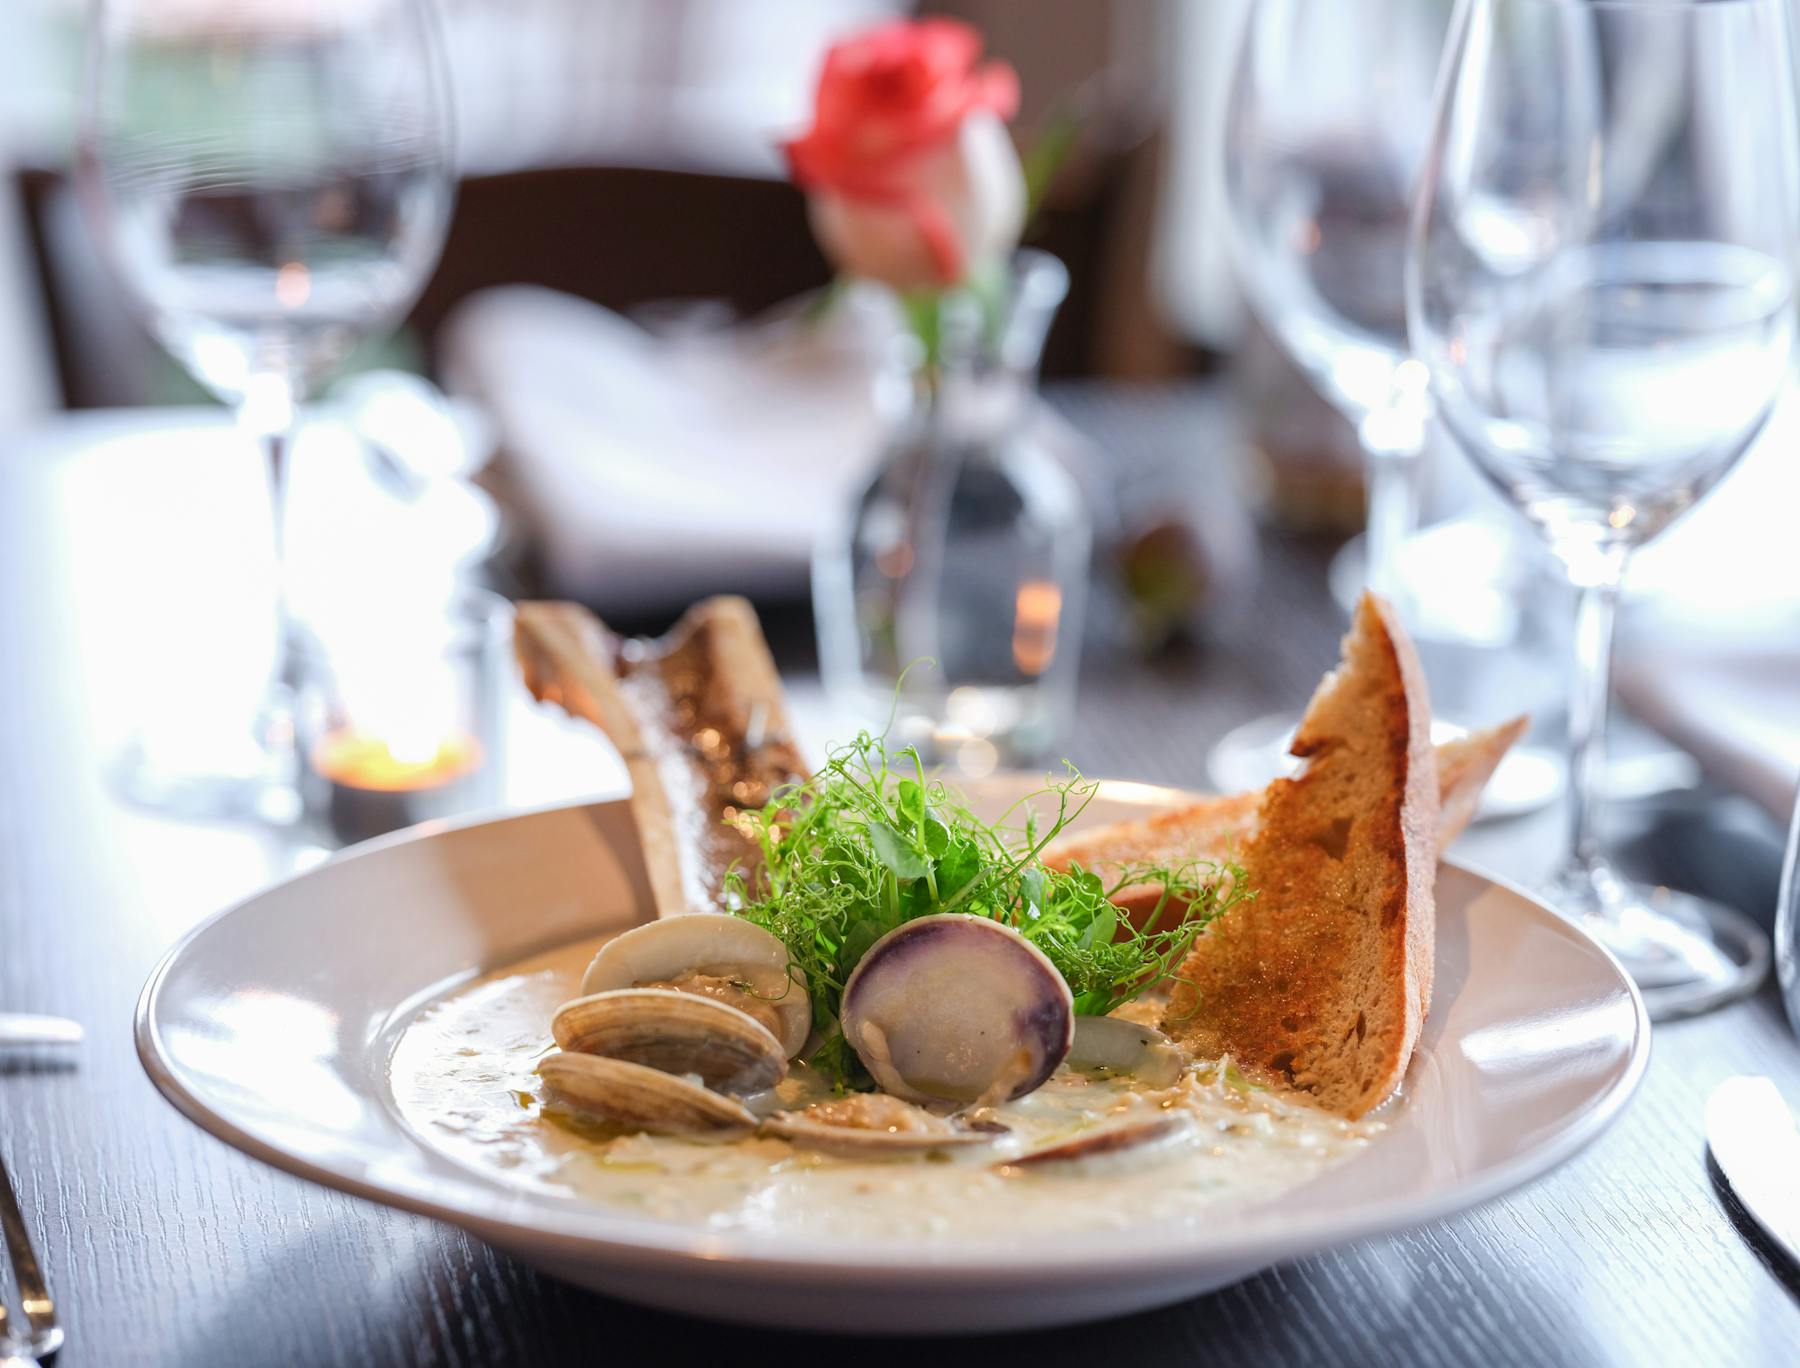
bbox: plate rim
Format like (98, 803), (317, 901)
(135, 789), (1651, 1282)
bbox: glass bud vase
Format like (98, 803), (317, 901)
(814, 250), (1091, 773)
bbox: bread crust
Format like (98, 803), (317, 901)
(1156, 594), (1439, 1118)
(1046, 716), (1525, 931)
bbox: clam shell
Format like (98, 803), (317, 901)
(840, 915), (1073, 1105)
(1000, 1112), (1196, 1172)
(1066, 1015), (1186, 1086)
(763, 1103), (1007, 1158)
(551, 988), (786, 1095)
(582, 915), (811, 1057)
(538, 1052), (757, 1139)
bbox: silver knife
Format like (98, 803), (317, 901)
(1706, 1075), (1800, 1269)
(0, 1015), (83, 1047)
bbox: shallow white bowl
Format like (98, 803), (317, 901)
(137, 778), (1649, 1334)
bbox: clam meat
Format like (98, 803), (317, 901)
(582, 914), (811, 1057)
(763, 1093), (1007, 1157)
(1066, 1014), (1186, 1087)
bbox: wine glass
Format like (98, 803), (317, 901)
(1779, 779), (1799, 1040)
(1212, 0), (1561, 806)
(80, 0), (455, 821)
(1409, 0), (1797, 1017)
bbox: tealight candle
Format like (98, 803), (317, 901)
(295, 589), (511, 847)
(311, 729), (485, 844)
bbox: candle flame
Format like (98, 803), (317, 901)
(313, 729), (482, 793)
(1012, 580), (1062, 677)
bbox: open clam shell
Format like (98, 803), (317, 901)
(538, 1052), (757, 1139)
(582, 915), (811, 1057)
(551, 988), (787, 1095)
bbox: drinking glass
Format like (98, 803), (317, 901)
(80, 0), (455, 820)
(1215, 0), (1520, 794)
(1410, 0), (1798, 1017)
(1780, 780), (1799, 1040)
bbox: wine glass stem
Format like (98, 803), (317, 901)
(1358, 380), (1428, 606)
(1562, 551), (1629, 891)
(1362, 443), (1420, 605)
(242, 371), (300, 757)
(265, 424), (295, 683)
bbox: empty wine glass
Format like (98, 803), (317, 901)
(80, 0), (455, 820)
(1410, 0), (1797, 1017)
(1212, 0), (1562, 805)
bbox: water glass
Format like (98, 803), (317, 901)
(1779, 786), (1800, 1039)
(1409, 0), (1800, 1017)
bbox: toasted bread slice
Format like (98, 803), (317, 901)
(1162, 593), (1438, 1117)
(1046, 716), (1526, 928)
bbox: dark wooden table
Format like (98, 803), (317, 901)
(2, 391), (1797, 1367)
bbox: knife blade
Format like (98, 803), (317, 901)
(0, 1015), (83, 1047)
(1706, 1075), (1800, 1270)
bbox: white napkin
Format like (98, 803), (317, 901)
(439, 285), (895, 613)
(1614, 391), (1800, 820)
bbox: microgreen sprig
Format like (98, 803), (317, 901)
(724, 733), (1249, 1083)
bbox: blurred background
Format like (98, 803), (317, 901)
(0, 0), (1794, 901)
(0, 0), (1248, 415)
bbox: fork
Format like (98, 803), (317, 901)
(0, 1146), (60, 1362)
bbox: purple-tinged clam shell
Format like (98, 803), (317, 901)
(840, 915), (1074, 1104)
(1000, 1113), (1197, 1172)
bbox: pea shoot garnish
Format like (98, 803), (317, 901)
(724, 733), (1250, 1083)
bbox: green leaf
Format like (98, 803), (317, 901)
(936, 838), (982, 902)
(867, 819), (930, 880)
(1020, 864), (1048, 920)
(922, 812), (951, 858)
(1078, 903), (1117, 951)
(896, 779), (925, 831)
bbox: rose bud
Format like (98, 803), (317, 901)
(785, 19), (1026, 291)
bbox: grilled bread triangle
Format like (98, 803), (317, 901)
(1164, 592), (1437, 1116)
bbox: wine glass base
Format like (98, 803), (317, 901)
(109, 737), (302, 827)
(1549, 877), (1771, 1021)
(1207, 711), (1565, 822)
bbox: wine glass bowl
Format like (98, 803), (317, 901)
(80, 0), (455, 819)
(1211, 0), (1563, 810)
(1223, 0), (1445, 436)
(1409, 0), (1799, 1016)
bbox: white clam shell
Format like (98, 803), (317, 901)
(551, 988), (787, 1095)
(582, 914), (810, 1057)
(538, 1052), (756, 1139)
(840, 915), (1074, 1105)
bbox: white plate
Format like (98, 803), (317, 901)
(137, 778), (1649, 1334)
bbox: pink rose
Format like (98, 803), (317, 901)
(785, 19), (1025, 290)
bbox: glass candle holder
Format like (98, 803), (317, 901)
(295, 589), (511, 846)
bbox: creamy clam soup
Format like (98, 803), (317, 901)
(390, 940), (1382, 1242)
